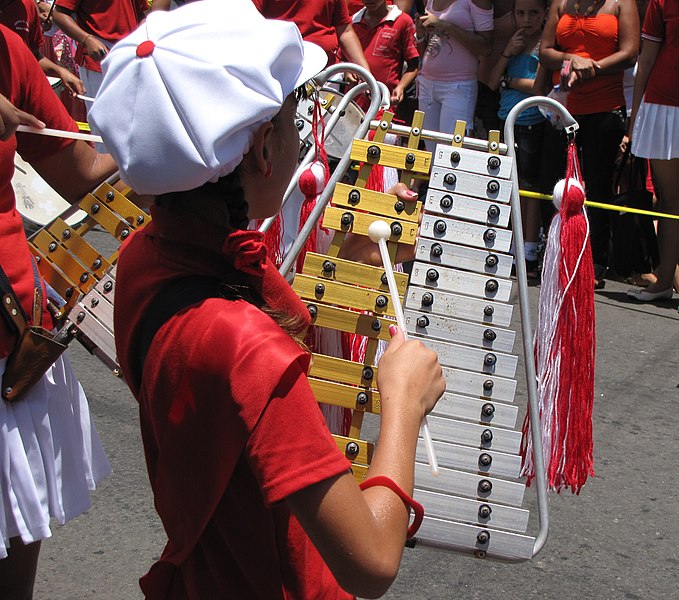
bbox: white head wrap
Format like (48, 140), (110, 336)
(89, 0), (326, 195)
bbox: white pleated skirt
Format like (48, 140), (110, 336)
(0, 354), (111, 558)
(631, 100), (679, 160)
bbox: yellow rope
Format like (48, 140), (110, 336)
(520, 190), (679, 221)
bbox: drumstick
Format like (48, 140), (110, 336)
(76, 94), (96, 103)
(368, 220), (440, 477)
(17, 124), (103, 144)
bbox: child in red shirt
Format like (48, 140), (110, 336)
(346, 0), (419, 112)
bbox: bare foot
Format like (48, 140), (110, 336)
(625, 273), (657, 287)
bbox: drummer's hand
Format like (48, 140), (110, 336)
(0, 93), (45, 141)
(83, 35), (108, 62)
(59, 69), (86, 96)
(337, 183), (420, 265)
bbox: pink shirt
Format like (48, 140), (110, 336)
(420, 0), (493, 82)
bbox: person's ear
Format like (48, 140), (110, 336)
(248, 120), (275, 177)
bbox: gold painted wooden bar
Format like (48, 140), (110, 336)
(302, 252), (408, 295)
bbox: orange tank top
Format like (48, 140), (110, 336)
(555, 13), (624, 115)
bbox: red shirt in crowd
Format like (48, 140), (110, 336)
(114, 205), (354, 599)
(641, 0), (679, 107)
(54, 0), (146, 72)
(346, 4), (418, 94)
(0, 25), (78, 358)
(0, 0), (45, 57)
(252, 0), (351, 65)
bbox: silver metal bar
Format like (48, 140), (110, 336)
(504, 96), (578, 558)
(278, 64), (383, 275)
(369, 121), (510, 155)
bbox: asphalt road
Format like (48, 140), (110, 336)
(32, 277), (679, 600)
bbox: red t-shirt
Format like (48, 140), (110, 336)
(54, 0), (146, 72)
(641, 0), (679, 107)
(346, 5), (418, 93)
(253, 0), (351, 65)
(0, 0), (45, 57)
(0, 25), (78, 358)
(114, 206), (354, 599)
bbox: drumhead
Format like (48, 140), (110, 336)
(12, 153), (87, 228)
(47, 76), (64, 97)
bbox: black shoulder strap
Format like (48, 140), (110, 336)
(133, 276), (222, 391)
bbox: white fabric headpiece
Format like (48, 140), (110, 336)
(89, 0), (326, 195)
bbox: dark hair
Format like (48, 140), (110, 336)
(513, 0), (549, 9)
(155, 170), (308, 344)
(156, 169), (249, 230)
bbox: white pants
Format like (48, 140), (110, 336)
(417, 76), (477, 152)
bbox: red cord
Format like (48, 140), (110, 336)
(359, 475), (424, 539)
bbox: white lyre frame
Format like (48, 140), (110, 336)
(268, 63), (581, 561)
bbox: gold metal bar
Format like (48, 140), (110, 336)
(302, 252), (408, 294)
(349, 462), (368, 483)
(294, 274), (397, 316)
(91, 182), (149, 230)
(322, 206), (417, 245)
(46, 218), (110, 278)
(305, 302), (394, 339)
(308, 378), (381, 413)
(309, 353), (378, 388)
(31, 230), (96, 293)
(79, 195), (134, 243)
(351, 139), (431, 174)
(333, 435), (374, 465)
(332, 183), (419, 222)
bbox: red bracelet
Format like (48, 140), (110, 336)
(359, 475), (424, 539)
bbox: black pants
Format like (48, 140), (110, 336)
(501, 120), (548, 192)
(540, 108), (626, 274)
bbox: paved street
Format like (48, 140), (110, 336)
(33, 278), (678, 599)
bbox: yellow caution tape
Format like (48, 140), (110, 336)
(519, 190), (679, 221)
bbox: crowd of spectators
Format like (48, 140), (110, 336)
(2, 0), (677, 293)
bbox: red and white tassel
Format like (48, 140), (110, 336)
(521, 141), (596, 494)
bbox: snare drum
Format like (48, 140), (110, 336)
(12, 153), (87, 233)
(47, 75), (64, 98)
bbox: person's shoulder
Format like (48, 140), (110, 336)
(1, 25), (40, 87)
(19, 0), (40, 16)
(205, 299), (303, 354)
(194, 298), (309, 380)
(392, 6), (414, 25)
